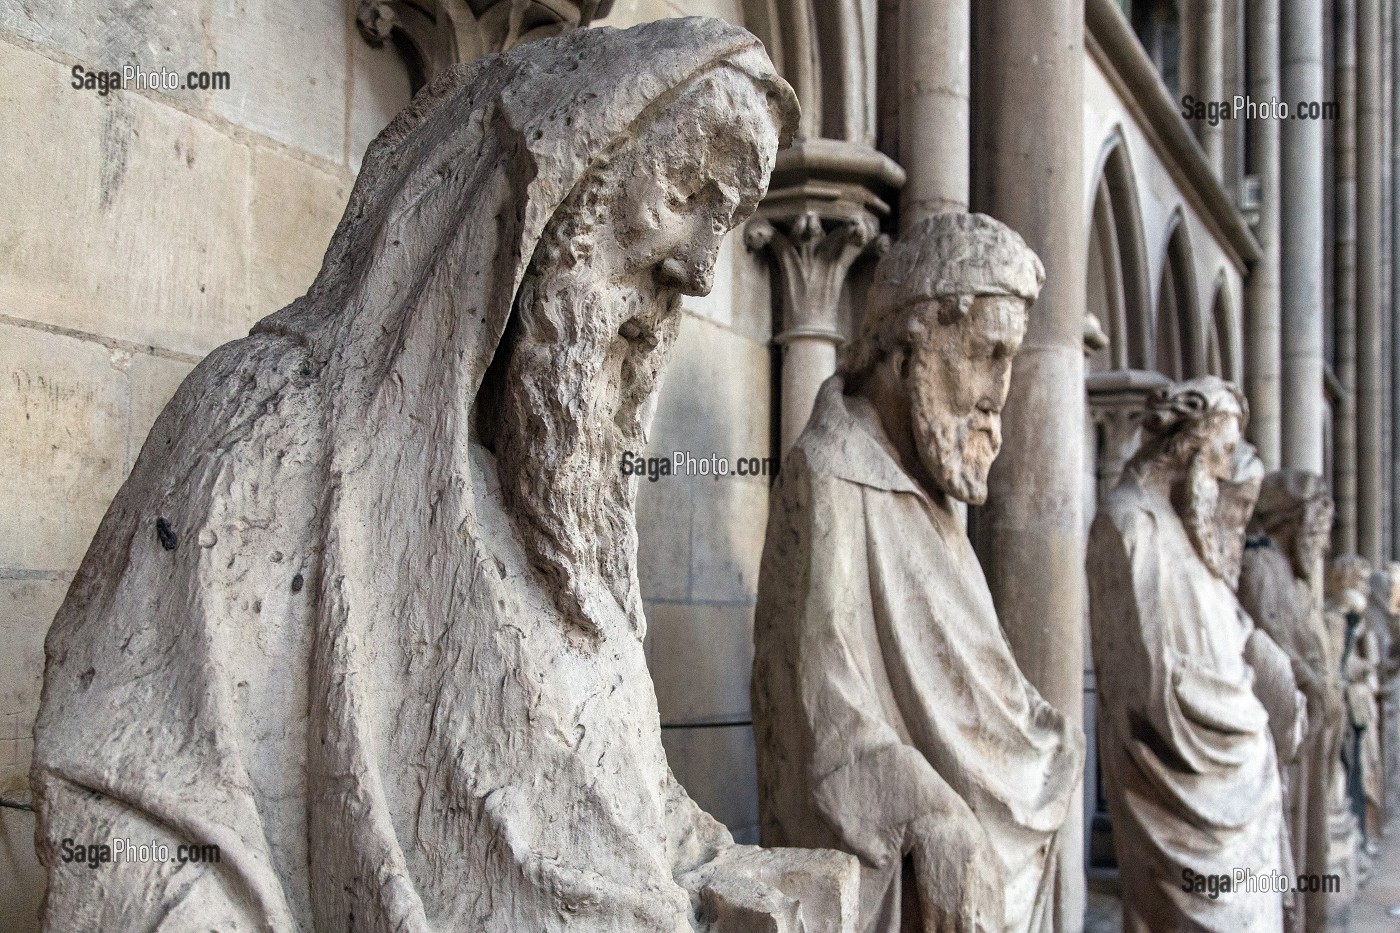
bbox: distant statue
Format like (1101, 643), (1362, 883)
(1372, 563), (1400, 821)
(751, 212), (1084, 933)
(31, 19), (862, 932)
(1359, 565), (1397, 842)
(1323, 555), (1372, 903)
(1087, 377), (1291, 931)
(1238, 470), (1339, 932)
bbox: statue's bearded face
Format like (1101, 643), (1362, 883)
(493, 69), (780, 636)
(1179, 412), (1242, 580)
(906, 295), (1027, 505)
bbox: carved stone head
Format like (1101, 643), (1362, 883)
(1250, 469), (1335, 581)
(1328, 554), (1373, 616)
(841, 213), (1044, 504)
(1215, 440), (1265, 589)
(489, 64), (792, 635)
(1129, 376), (1248, 578)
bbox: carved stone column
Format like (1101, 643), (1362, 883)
(746, 138), (905, 455)
(1087, 369), (1172, 503)
(356, 0), (611, 87)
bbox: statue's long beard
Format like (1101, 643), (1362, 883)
(1184, 455), (1229, 581)
(494, 264), (680, 637)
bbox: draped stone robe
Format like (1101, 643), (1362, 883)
(1239, 538), (1337, 931)
(30, 19), (857, 933)
(752, 378), (1084, 933)
(1088, 476), (1289, 932)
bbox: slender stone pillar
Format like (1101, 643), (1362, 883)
(1392, 0), (1400, 557)
(1247, 0), (1284, 469)
(1382, 0), (1393, 558)
(1281, 0), (1328, 473)
(898, 0), (968, 223)
(1359, 0), (1385, 562)
(1337, 0), (1360, 552)
(973, 1), (1086, 928)
(1184, 0), (1228, 173)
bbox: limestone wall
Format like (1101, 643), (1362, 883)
(0, 2), (411, 926)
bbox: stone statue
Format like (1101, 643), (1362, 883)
(31, 19), (862, 932)
(1372, 564), (1400, 821)
(1225, 453), (1307, 788)
(751, 212), (1085, 933)
(1323, 555), (1372, 905)
(1087, 377), (1290, 931)
(1238, 469), (1339, 932)
(1363, 563), (1399, 837)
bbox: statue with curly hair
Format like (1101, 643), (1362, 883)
(1087, 377), (1292, 931)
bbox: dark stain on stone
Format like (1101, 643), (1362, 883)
(156, 517), (178, 551)
(292, 572), (304, 593)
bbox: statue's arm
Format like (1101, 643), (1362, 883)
(1243, 625), (1306, 761)
(1094, 509), (1266, 771)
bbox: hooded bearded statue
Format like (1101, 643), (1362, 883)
(30, 18), (861, 932)
(1087, 377), (1290, 932)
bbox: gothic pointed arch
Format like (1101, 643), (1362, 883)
(1085, 129), (1153, 371)
(1155, 210), (1204, 380)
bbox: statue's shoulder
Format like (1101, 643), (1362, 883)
(1095, 481), (1162, 540)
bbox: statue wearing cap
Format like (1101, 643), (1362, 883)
(751, 213), (1085, 933)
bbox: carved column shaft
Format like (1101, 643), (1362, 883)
(747, 139), (904, 455)
(747, 211), (882, 453)
(974, 1), (1088, 927)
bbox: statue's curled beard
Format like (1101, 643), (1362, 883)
(494, 257), (680, 638)
(1183, 454), (1228, 580)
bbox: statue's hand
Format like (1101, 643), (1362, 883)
(906, 812), (1005, 933)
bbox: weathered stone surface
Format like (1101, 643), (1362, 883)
(0, 41), (252, 356)
(248, 144), (350, 315)
(31, 19), (860, 932)
(0, 324), (128, 571)
(752, 213), (1083, 933)
(1088, 377), (1289, 931)
(209, 0), (349, 163)
(0, 0), (214, 78)
(1239, 468), (1340, 931)
(1325, 554), (1373, 909)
